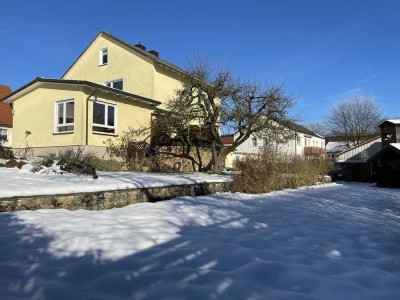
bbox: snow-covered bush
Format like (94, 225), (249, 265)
(57, 148), (98, 179)
(30, 158), (55, 173)
(2, 159), (25, 169)
(230, 147), (331, 193)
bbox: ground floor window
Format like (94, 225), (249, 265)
(55, 99), (74, 133)
(92, 101), (117, 134)
(0, 129), (8, 141)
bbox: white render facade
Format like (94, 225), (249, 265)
(224, 128), (326, 168)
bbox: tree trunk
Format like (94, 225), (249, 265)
(211, 151), (225, 173)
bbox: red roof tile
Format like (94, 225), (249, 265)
(0, 85), (13, 126)
(221, 135), (234, 145)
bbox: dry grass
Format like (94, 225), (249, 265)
(230, 147), (331, 194)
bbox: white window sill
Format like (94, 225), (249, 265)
(98, 63), (108, 67)
(53, 131), (74, 135)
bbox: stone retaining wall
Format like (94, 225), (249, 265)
(0, 182), (228, 212)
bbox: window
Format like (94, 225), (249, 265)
(92, 101), (117, 134)
(104, 79), (123, 90)
(55, 100), (74, 133)
(0, 129), (7, 141)
(99, 48), (108, 65)
(251, 137), (257, 147)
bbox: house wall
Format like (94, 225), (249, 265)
(11, 84), (154, 155)
(62, 33), (183, 107)
(11, 84), (86, 150)
(225, 132), (325, 168)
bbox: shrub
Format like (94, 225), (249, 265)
(0, 145), (14, 159)
(57, 148), (98, 179)
(91, 158), (123, 172)
(230, 147), (331, 194)
(31, 158), (55, 173)
(4, 159), (26, 169)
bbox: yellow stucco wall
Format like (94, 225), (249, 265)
(86, 89), (153, 147)
(12, 84), (86, 149)
(11, 83), (155, 150)
(62, 33), (183, 107)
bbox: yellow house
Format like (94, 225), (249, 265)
(2, 32), (188, 157)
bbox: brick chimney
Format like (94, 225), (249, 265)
(135, 42), (146, 51)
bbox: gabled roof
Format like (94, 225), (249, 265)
(368, 143), (400, 162)
(379, 119), (400, 127)
(0, 85), (13, 126)
(337, 136), (381, 156)
(62, 31), (188, 79)
(1, 78), (161, 107)
(284, 122), (323, 138)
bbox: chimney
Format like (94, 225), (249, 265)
(148, 50), (159, 57)
(135, 42), (146, 51)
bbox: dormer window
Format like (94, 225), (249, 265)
(99, 47), (108, 65)
(104, 79), (123, 90)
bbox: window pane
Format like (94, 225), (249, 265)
(108, 106), (115, 126)
(57, 125), (74, 132)
(106, 82), (112, 87)
(103, 53), (108, 64)
(92, 126), (115, 134)
(58, 103), (64, 125)
(93, 102), (105, 125)
(66, 102), (74, 124)
(112, 80), (123, 90)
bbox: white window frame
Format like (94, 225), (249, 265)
(92, 100), (118, 136)
(99, 47), (108, 66)
(104, 79), (123, 90)
(54, 99), (75, 134)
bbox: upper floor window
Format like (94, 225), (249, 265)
(99, 48), (108, 65)
(0, 129), (8, 141)
(251, 137), (257, 147)
(93, 101), (117, 135)
(55, 99), (74, 133)
(105, 79), (123, 90)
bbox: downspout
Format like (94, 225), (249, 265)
(86, 89), (98, 147)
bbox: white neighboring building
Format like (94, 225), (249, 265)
(223, 123), (326, 168)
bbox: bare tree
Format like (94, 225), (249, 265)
(163, 57), (297, 173)
(325, 96), (382, 147)
(306, 122), (328, 136)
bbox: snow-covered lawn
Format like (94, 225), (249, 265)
(0, 164), (229, 198)
(1, 183), (399, 299)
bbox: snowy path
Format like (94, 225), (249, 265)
(1, 183), (400, 299)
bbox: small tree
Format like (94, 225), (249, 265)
(325, 96), (382, 147)
(165, 57), (297, 173)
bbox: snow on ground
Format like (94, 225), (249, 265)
(0, 163), (229, 198)
(1, 183), (400, 299)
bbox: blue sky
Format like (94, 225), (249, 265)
(1, 0), (400, 124)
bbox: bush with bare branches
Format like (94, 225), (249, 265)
(230, 147), (331, 194)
